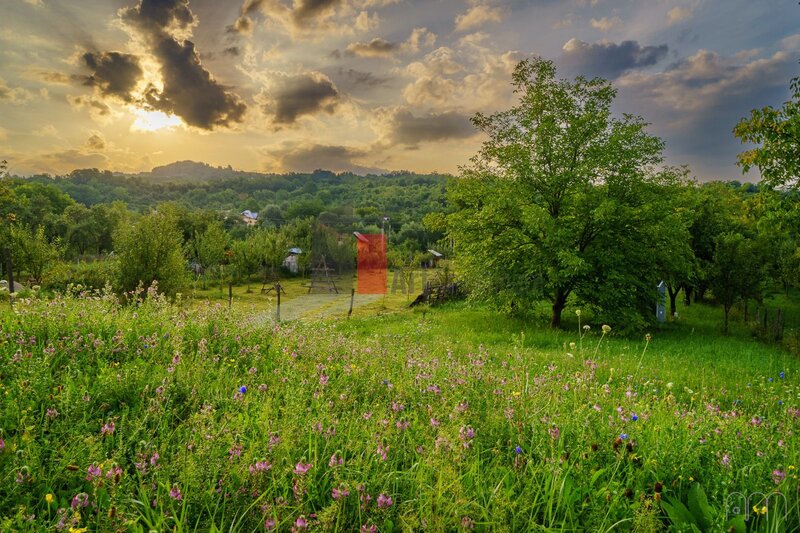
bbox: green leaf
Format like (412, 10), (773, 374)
(687, 483), (713, 531)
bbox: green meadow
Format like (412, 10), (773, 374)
(1, 289), (797, 532)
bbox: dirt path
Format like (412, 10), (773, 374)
(255, 293), (383, 324)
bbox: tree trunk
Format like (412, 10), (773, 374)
(683, 284), (692, 306)
(550, 289), (568, 329)
(667, 284), (679, 318)
(723, 304), (730, 334)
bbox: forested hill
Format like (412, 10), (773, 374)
(15, 165), (449, 224)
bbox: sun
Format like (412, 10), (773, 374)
(131, 109), (182, 132)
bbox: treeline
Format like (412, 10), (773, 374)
(0, 160), (447, 295)
(10, 167), (447, 229)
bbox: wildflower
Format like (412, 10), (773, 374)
(150, 452), (160, 466)
(319, 375), (329, 386)
(293, 516), (308, 530)
(332, 487), (349, 500)
(515, 445), (523, 454)
(249, 461), (271, 474)
(294, 462), (312, 475)
(70, 492), (89, 509)
(45, 493), (54, 504)
(620, 433), (629, 440)
(631, 413), (638, 422)
(265, 518), (276, 530)
(0, 438), (4, 451)
(575, 309), (581, 317)
(583, 325), (590, 332)
(169, 485), (182, 500)
(549, 427), (560, 440)
(773, 469), (786, 484)
(46, 407), (59, 419)
(461, 516), (476, 529)
(258, 383), (268, 392)
(86, 465), (102, 481)
(377, 493), (393, 508)
(430, 418), (440, 427)
(602, 325), (611, 334)
(645, 333), (651, 342)
(361, 525), (377, 533)
(721, 454), (730, 467)
(780, 371), (785, 379)
(100, 421), (115, 436)
(329, 453), (343, 467)
(239, 386), (247, 394)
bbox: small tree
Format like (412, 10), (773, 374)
(10, 224), (62, 284)
(708, 232), (763, 333)
(193, 222), (228, 286)
(115, 211), (187, 296)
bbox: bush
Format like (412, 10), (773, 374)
(43, 258), (118, 292)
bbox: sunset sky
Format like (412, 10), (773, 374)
(1, 0), (798, 179)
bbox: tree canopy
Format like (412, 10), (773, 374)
(447, 57), (688, 329)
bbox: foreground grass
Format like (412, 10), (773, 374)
(0, 290), (798, 531)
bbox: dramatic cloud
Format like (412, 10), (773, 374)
(377, 107), (476, 148)
(560, 38), (668, 79)
(80, 51), (143, 102)
(292, 0), (342, 28)
(454, 4), (508, 32)
(617, 49), (795, 177)
(230, 0), (350, 37)
(346, 37), (399, 57)
(262, 141), (385, 173)
(344, 27), (436, 58)
(66, 94), (112, 121)
(260, 72), (339, 126)
(120, 0), (246, 129)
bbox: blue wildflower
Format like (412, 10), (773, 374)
(239, 386), (247, 394)
(515, 445), (522, 454)
(779, 400), (784, 405)
(769, 377), (774, 382)
(780, 371), (785, 379)
(631, 413), (638, 422)
(620, 433), (629, 440)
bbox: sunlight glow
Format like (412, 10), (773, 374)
(131, 109), (182, 132)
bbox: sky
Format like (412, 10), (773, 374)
(1, 0), (798, 180)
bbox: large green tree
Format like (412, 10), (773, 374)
(447, 57), (685, 329)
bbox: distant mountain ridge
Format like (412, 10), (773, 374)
(132, 160), (255, 183)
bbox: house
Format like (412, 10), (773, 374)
(425, 249), (443, 268)
(241, 210), (259, 226)
(282, 247), (303, 274)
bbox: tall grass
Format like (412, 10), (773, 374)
(0, 290), (797, 531)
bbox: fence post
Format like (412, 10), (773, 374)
(275, 282), (281, 322)
(348, 287), (355, 318)
(228, 281), (233, 308)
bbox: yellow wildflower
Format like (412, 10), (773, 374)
(45, 493), (54, 504)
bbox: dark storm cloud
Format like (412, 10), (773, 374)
(262, 72), (339, 126)
(345, 38), (399, 58)
(292, 0), (342, 27)
(80, 51), (143, 102)
(120, 0), (195, 35)
(559, 38), (668, 79)
(120, 0), (247, 129)
(384, 108), (475, 147)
